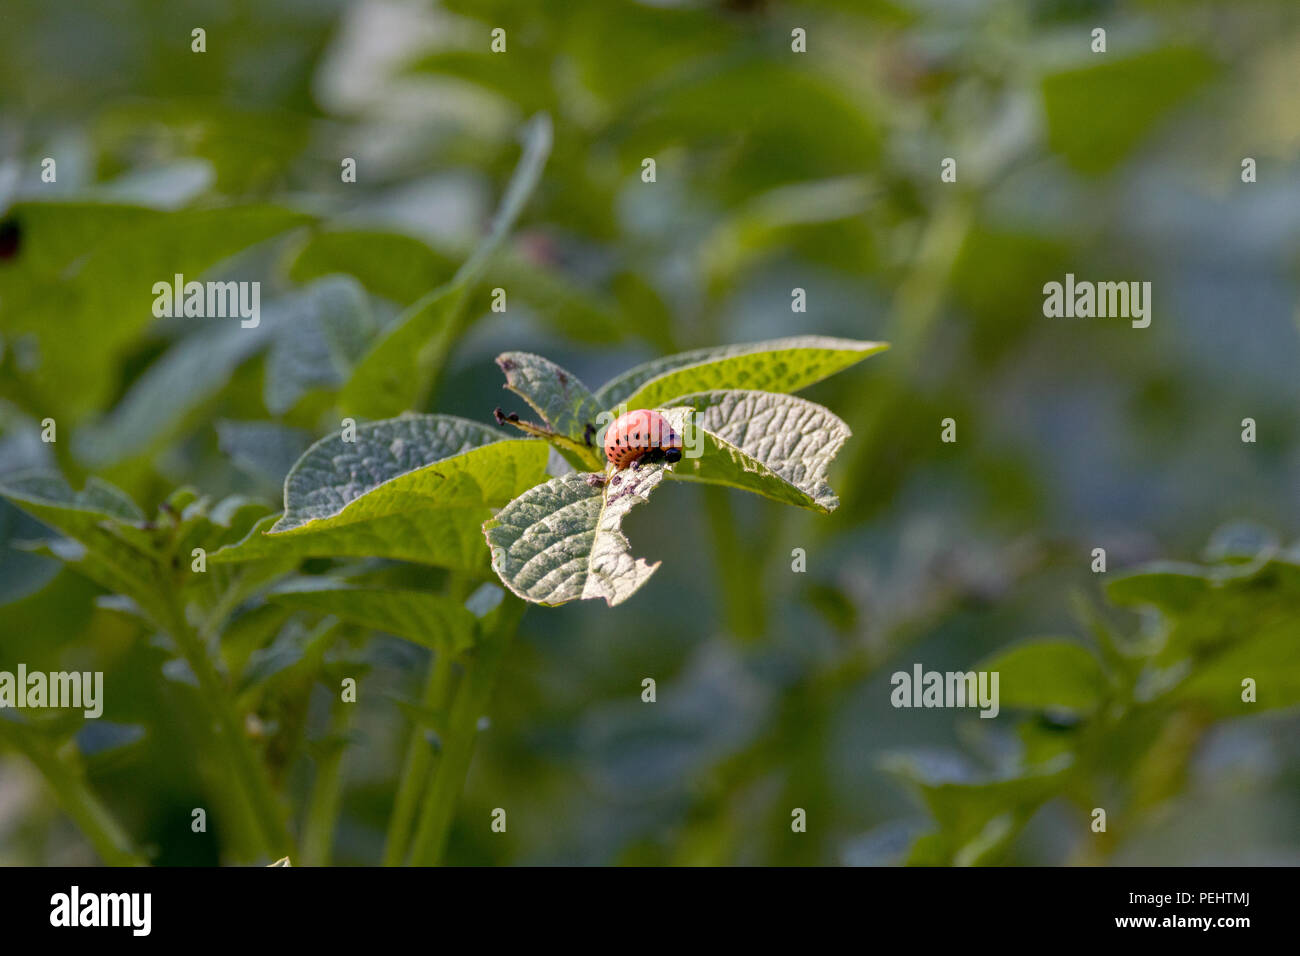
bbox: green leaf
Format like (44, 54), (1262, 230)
(0, 202), (311, 421)
(484, 460), (676, 608)
(1106, 549), (1300, 710)
(338, 114), (552, 418)
(595, 335), (888, 410)
(700, 177), (873, 295)
(337, 282), (469, 419)
(404, 48), (554, 113)
(979, 639), (1106, 714)
(263, 277), (375, 415)
(0, 472), (162, 618)
(670, 390), (850, 513)
(287, 228), (622, 343)
(268, 584), (477, 654)
(5, 482), (281, 634)
(216, 420), (314, 488)
(884, 752), (1072, 862)
(496, 351), (604, 466)
(1176, 628), (1300, 713)
(1106, 562), (1215, 616)
(74, 321), (276, 467)
(1041, 47), (1217, 176)
(621, 59), (880, 199)
(488, 251), (625, 344)
(287, 229), (458, 306)
(212, 415), (549, 573)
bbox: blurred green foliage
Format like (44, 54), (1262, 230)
(2, 0), (1300, 865)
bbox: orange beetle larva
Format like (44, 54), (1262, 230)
(603, 409), (683, 471)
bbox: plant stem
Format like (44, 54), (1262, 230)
(0, 721), (145, 866)
(382, 647), (455, 866)
(160, 597), (292, 860)
(833, 196), (973, 524)
(300, 695), (354, 867)
(703, 486), (766, 641)
(406, 597), (524, 866)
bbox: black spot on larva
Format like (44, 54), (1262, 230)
(0, 219), (21, 261)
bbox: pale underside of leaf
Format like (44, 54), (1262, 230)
(484, 467), (670, 607)
(496, 351), (603, 445)
(669, 390), (850, 513)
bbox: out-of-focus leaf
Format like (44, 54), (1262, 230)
(0, 473), (165, 619)
(212, 415), (549, 572)
(700, 177), (873, 293)
(1203, 521), (1279, 565)
(595, 336), (888, 410)
(288, 229), (622, 342)
(76, 722), (147, 762)
(337, 282), (469, 419)
(1041, 47), (1217, 175)
(1105, 563), (1213, 615)
(75, 321), (276, 467)
(236, 616), (333, 692)
(94, 101), (317, 195)
(269, 584), (477, 654)
(618, 59), (879, 197)
(404, 48), (554, 113)
(489, 250), (626, 344)
(339, 114), (552, 418)
(1108, 549), (1300, 713)
(287, 229), (458, 307)
(216, 420), (314, 488)
(0, 425), (60, 603)
(0, 474), (147, 548)
(0, 202), (311, 420)
(979, 639), (1106, 714)
(884, 752), (1072, 863)
(264, 277), (374, 415)
(96, 160), (215, 209)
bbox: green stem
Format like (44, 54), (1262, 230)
(0, 721), (145, 866)
(703, 487), (766, 641)
(835, 197), (973, 519)
(382, 648), (455, 866)
(407, 597), (524, 866)
(160, 597), (291, 860)
(300, 695), (354, 867)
